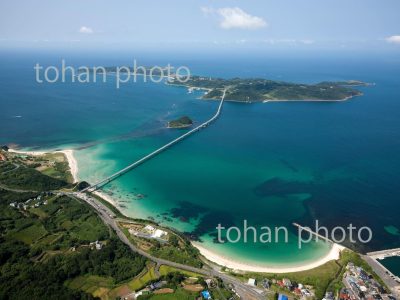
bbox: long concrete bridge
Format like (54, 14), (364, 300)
(82, 89), (227, 192)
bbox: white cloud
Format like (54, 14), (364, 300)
(386, 35), (400, 44)
(218, 7), (267, 29)
(202, 7), (266, 30)
(79, 26), (94, 34)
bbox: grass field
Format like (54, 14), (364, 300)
(30, 207), (49, 218)
(10, 223), (48, 244)
(159, 265), (201, 278)
(106, 265), (159, 299)
(65, 275), (114, 298)
(37, 233), (63, 246)
(128, 264), (159, 291)
(141, 287), (198, 300)
(36, 152), (73, 183)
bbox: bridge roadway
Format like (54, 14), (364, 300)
(82, 89), (227, 193)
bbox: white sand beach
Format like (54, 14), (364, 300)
(192, 241), (345, 273)
(59, 150), (78, 183)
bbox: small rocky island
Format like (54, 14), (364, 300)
(167, 116), (193, 128)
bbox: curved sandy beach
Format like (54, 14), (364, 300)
(192, 241), (345, 273)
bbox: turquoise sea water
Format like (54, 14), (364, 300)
(1, 50), (400, 266)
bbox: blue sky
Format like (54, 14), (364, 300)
(1, 0), (400, 51)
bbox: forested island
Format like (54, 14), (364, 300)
(167, 116), (193, 128)
(169, 76), (370, 102)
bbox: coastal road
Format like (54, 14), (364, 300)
(70, 191), (267, 300)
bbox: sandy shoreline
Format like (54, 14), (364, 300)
(60, 150), (78, 183)
(9, 148), (79, 183)
(192, 241), (345, 273)
(93, 190), (118, 206)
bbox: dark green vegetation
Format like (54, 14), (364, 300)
(2, 151), (74, 184)
(0, 161), (69, 191)
(149, 239), (202, 268)
(0, 188), (147, 299)
(169, 76), (369, 102)
(167, 116), (193, 128)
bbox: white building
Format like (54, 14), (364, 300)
(152, 229), (167, 238)
(248, 278), (256, 286)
